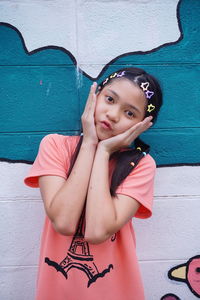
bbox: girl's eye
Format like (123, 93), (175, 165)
(125, 110), (134, 118)
(106, 96), (114, 103)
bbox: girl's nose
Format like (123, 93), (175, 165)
(106, 107), (120, 122)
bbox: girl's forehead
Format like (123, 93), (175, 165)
(103, 78), (144, 99)
(105, 78), (135, 89)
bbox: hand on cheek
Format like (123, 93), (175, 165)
(81, 83), (99, 145)
(98, 116), (153, 155)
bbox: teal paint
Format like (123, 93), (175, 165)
(0, 66), (80, 132)
(0, 0), (199, 165)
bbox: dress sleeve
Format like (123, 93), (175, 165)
(115, 154), (156, 219)
(24, 134), (71, 188)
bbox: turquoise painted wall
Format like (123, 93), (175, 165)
(0, 0), (199, 165)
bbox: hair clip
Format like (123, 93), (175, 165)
(110, 72), (117, 78)
(145, 90), (154, 99)
(142, 152), (147, 156)
(103, 77), (109, 85)
(136, 147), (142, 151)
(116, 71), (126, 77)
(140, 82), (154, 99)
(102, 71), (126, 86)
(140, 82), (149, 91)
(147, 104), (155, 113)
(130, 162), (135, 167)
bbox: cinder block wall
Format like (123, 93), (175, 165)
(0, 1), (200, 299)
(1, 164), (199, 300)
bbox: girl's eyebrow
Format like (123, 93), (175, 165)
(107, 88), (141, 114)
(107, 88), (119, 99)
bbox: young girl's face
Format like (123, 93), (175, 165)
(94, 79), (147, 141)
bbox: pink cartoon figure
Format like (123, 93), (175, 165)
(168, 255), (200, 298)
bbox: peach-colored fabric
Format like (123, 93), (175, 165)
(24, 134), (156, 300)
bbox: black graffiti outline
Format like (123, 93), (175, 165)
(168, 255), (200, 298)
(160, 293), (181, 300)
(1, 0), (200, 166)
(0, 0), (183, 82)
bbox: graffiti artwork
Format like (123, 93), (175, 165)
(0, 0), (200, 166)
(1, 0), (200, 299)
(168, 255), (200, 298)
(161, 294), (180, 300)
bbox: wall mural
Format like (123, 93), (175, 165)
(161, 294), (181, 300)
(159, 254), (200, 299)
(168, 255), (200, 298)
(0, 0), (181, 78)
(0, 0), (200, 299)
(0, 0), (199, 166)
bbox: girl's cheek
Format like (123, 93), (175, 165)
(95, 98), (104, 114)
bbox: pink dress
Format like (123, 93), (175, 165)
(24, 134), (156, 300)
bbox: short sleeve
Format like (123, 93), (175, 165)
(116, 154), (156, 219)
(24, 134), (73, 188)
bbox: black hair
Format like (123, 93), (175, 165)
(68, 67), (163, 196)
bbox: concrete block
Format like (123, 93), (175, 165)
(134, 196), (200, 260)
(0, 162), (40, 199)
(155, 166), (200, 196)
(0, 266), (37, 300)
(0, 201), (44, 266)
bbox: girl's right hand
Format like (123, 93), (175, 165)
(98, 116), (153, 155)
(81, 82), (98, 145)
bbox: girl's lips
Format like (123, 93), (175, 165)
(100, 121), (112, 130)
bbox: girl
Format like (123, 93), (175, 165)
(24, 67), (162, 300)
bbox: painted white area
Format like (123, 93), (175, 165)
(0, 267), (37, 300)
(0, 201), (44, 266)
(135, 196), (200, 260)
(0, 0), (180, 77)
(0, 162), (199, 299)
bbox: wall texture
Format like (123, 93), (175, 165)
(0, 0), (200, 299)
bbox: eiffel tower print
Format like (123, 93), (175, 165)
(45, 208), (113, 287)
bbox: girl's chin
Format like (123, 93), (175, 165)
(97, 132), (111, 141)
(97, 134), (107, 141)
(96, 125), (115, 141)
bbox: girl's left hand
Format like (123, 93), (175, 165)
(98, 116), (153, 155)
(81, 82), (98, 145)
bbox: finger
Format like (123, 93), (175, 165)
(117, 117), (152, 144)
(133, 121), (152, 135)
(84, 92), (97, 120)
(141, 116), (153, 125)
(89, 82), (98, 109)
(83, 82), (97, 113)
(130, 116), (153, 132)
(130, 120), (152, 139)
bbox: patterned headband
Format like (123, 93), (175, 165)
(99, 71), (156, 113)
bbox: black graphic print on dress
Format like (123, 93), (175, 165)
(45, 208), (114, 287)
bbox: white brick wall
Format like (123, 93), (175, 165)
(1, 163), (199, 299)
